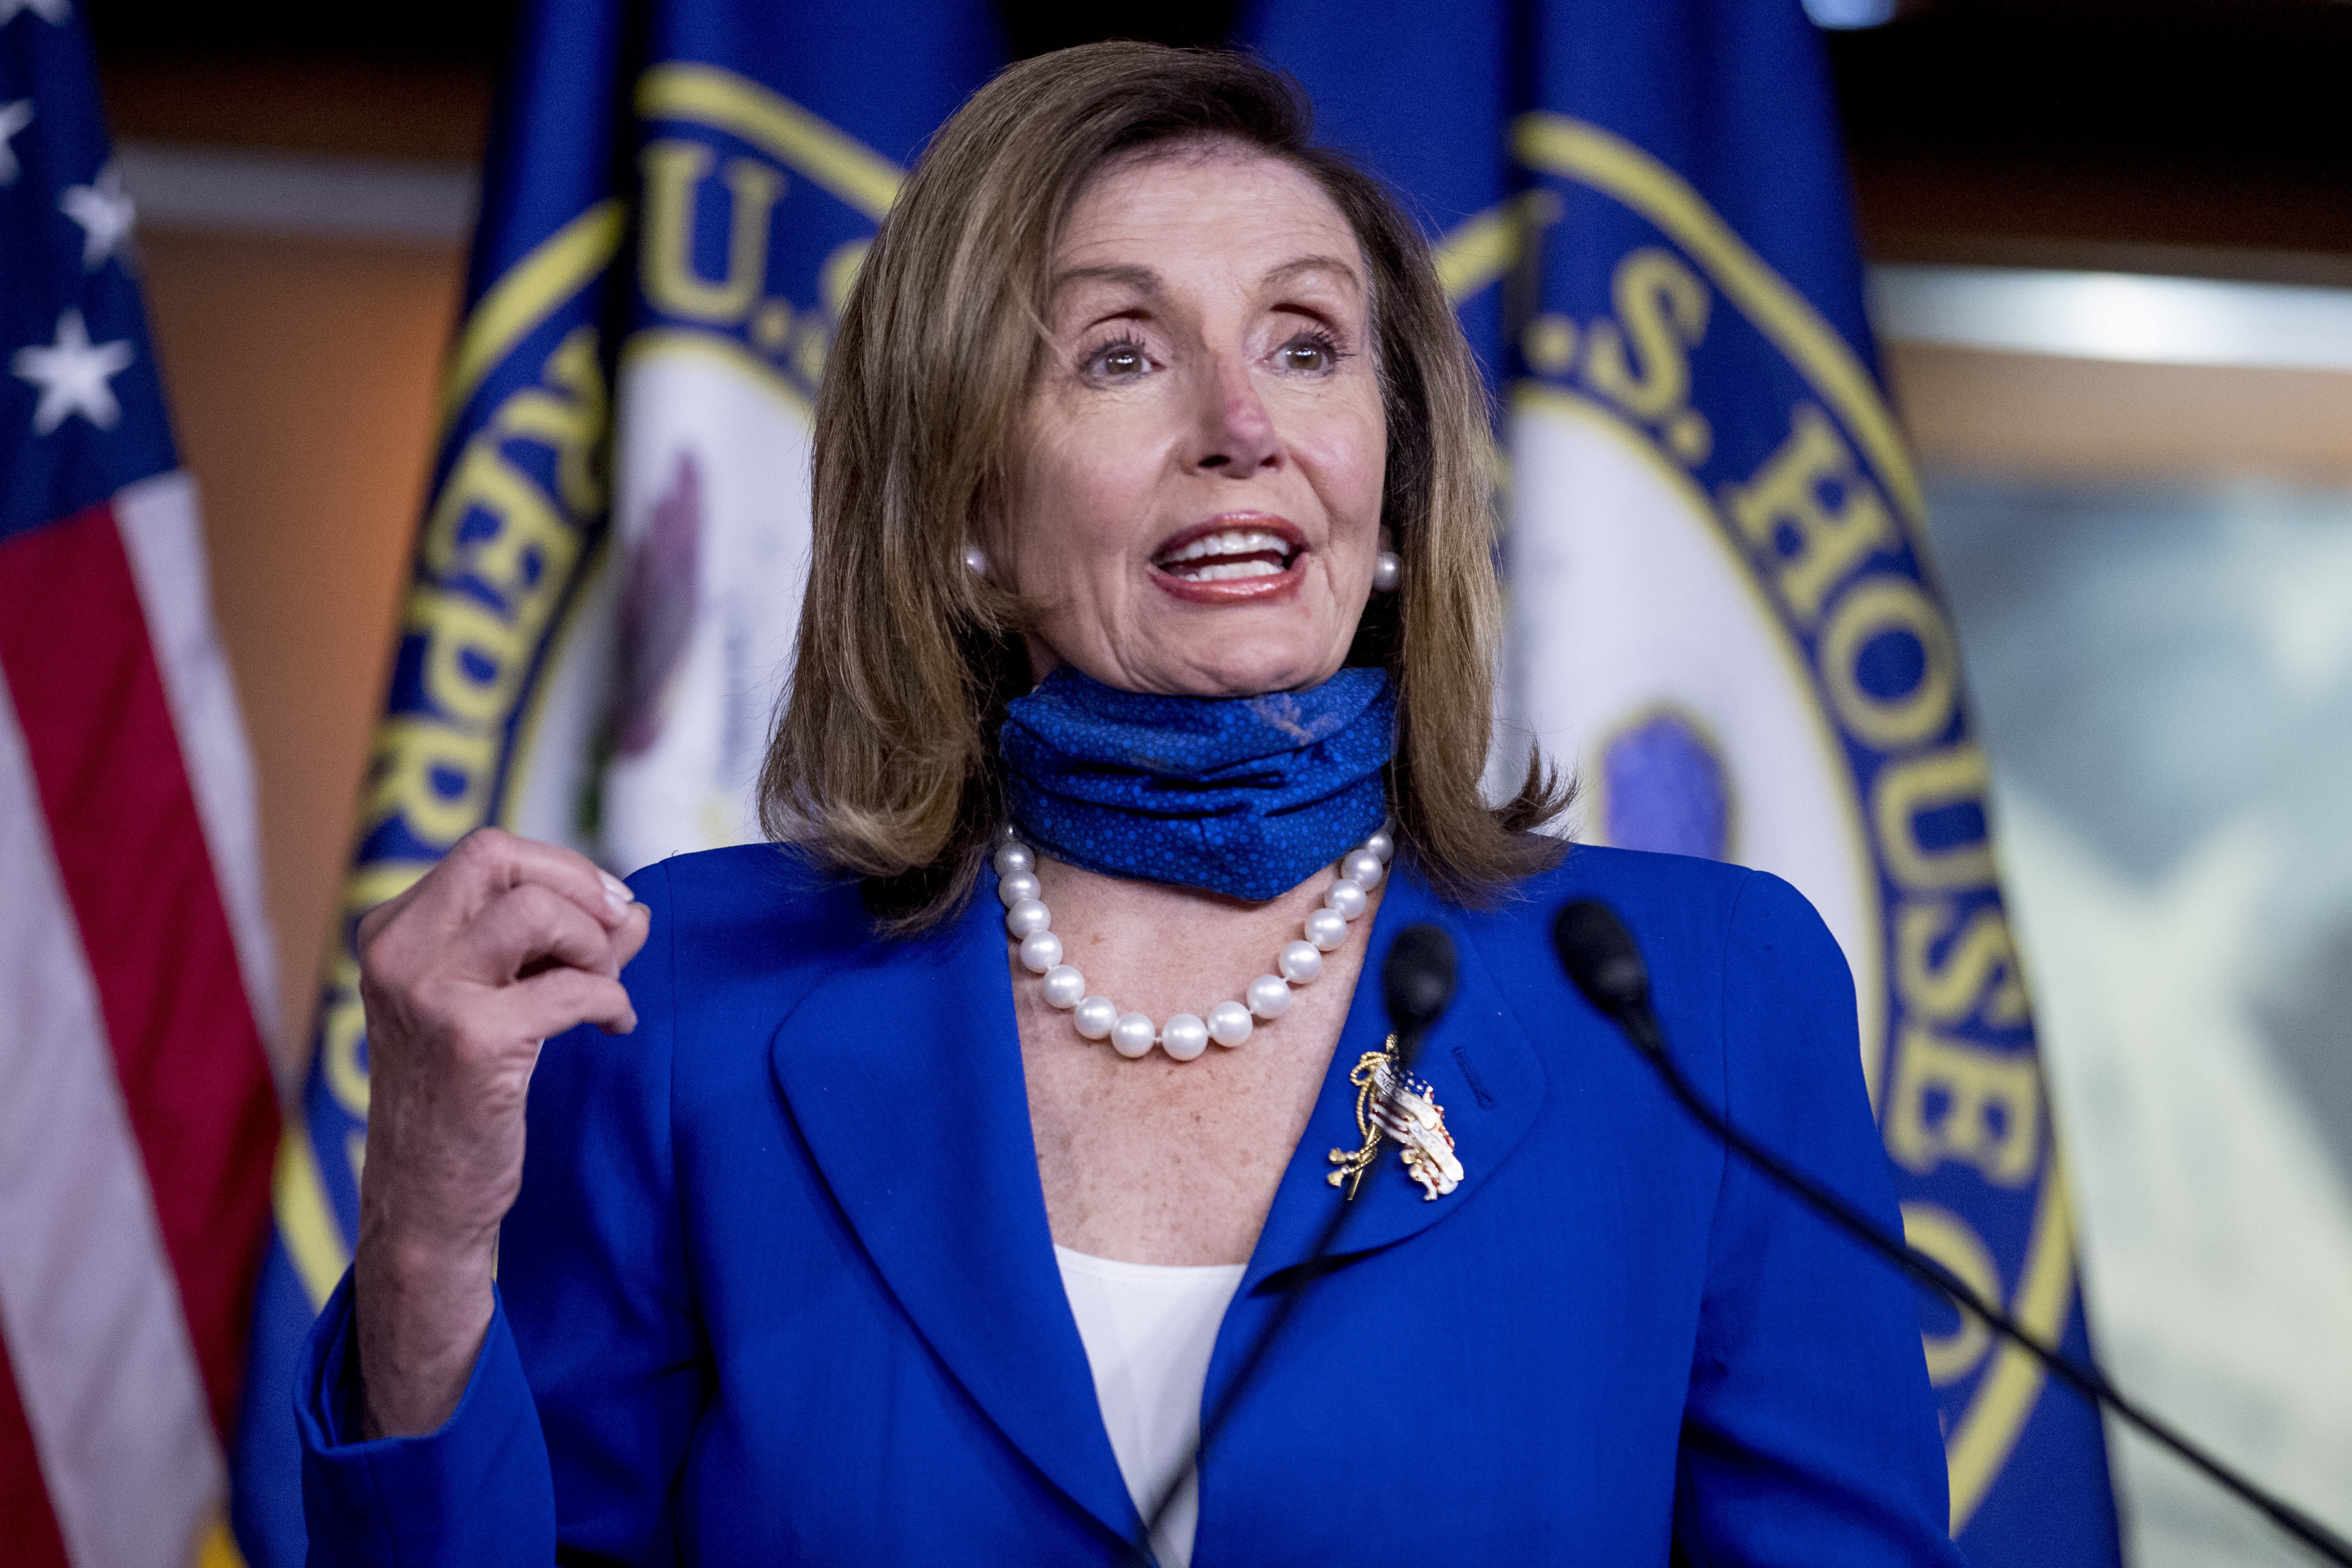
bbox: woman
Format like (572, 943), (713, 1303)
(304, 42), (1963, 1567)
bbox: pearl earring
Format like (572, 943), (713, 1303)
(1372, 550), (1401, 593)
(963, 544), (989, 578)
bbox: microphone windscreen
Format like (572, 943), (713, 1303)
(1552, 900), (1651, 1022)
(1382, 923), (1457, 1037)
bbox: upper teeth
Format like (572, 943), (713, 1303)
(1160, 529), (1293, 565)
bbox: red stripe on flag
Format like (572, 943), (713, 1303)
(0, 1335), (71, 1568)
(0, 502), (279, 1439)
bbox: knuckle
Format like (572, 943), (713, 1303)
(356, 925), (414, 991)
(510, 885), (581, 948)
(355, 882), (426, 958)
(451, 827), (511, 877)
(515, 877), (567, 914)
(355, 915), (391, 971)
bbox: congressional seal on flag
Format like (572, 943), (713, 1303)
(226, 4), (1001, 1562)
(1245, 0), (2125, 1557)
(1499, 112), (2082, 1537)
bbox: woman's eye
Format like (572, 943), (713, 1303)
(1277, 336), (1338, 373)
(1089, 341), (1149, 378)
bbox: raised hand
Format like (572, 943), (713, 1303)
(349, 827), (650, 1438)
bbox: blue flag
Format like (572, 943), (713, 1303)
(227, 3), (1003, 1560)
(1242, 1), (2126, 1560)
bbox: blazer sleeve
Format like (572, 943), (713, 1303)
(1673, 870), (1967, 1566)
(295, 1274), (555, 1565)
(296, 858), (699, 1566)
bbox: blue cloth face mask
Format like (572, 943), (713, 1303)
(998, 665), (1395, 902)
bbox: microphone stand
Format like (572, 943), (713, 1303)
(1130, 923), (1458, 1566)
(1554, 899), (2352, 1568)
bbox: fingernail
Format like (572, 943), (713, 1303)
(599, 871), (630, 910)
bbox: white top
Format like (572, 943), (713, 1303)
(1054, 1246), (1247, 1568)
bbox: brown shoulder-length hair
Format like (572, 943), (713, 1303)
(760, 40), (1567, 930)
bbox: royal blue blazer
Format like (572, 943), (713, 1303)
(297, 842), (1967, 1565)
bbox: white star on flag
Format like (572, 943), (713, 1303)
(61, 161), (134, 268)
(0, 0), (73, 24)
(0, 100), (30, 186)
(12, 307), (134, 435)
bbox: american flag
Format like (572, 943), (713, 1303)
(1, 4), (281, 1564)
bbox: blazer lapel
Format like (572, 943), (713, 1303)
(764, 865), (1552, 1555)
(766, 887), (1144, 1550)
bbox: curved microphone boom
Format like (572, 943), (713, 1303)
(1134, 923), (1458, 1564)
(1552, 897), (2352, 1568)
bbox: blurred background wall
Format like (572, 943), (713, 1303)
(88, 1), (2352, 1562)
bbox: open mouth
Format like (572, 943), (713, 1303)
(1150, 527), (1301, 582)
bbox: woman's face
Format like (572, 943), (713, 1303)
(1000, 142), (1387, 697)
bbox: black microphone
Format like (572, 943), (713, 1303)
(1381, 921), (1457, 1058)
(1134, 923), (1458, 1563)
(1553, 897), (2352, 1568)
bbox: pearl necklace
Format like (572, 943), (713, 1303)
(996, 827), (1394, 1061)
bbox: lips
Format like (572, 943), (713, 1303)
(1148, 516), (1307, 602)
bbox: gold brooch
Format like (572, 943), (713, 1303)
(1327, 1034), (1463, 1201)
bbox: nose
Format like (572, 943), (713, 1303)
(1191, 350), (1280, 475)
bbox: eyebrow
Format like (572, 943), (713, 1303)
(1261, 254), (1364, 295)
(1046, 253), (1367, 309)
(1048, 263), (1163, 303)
